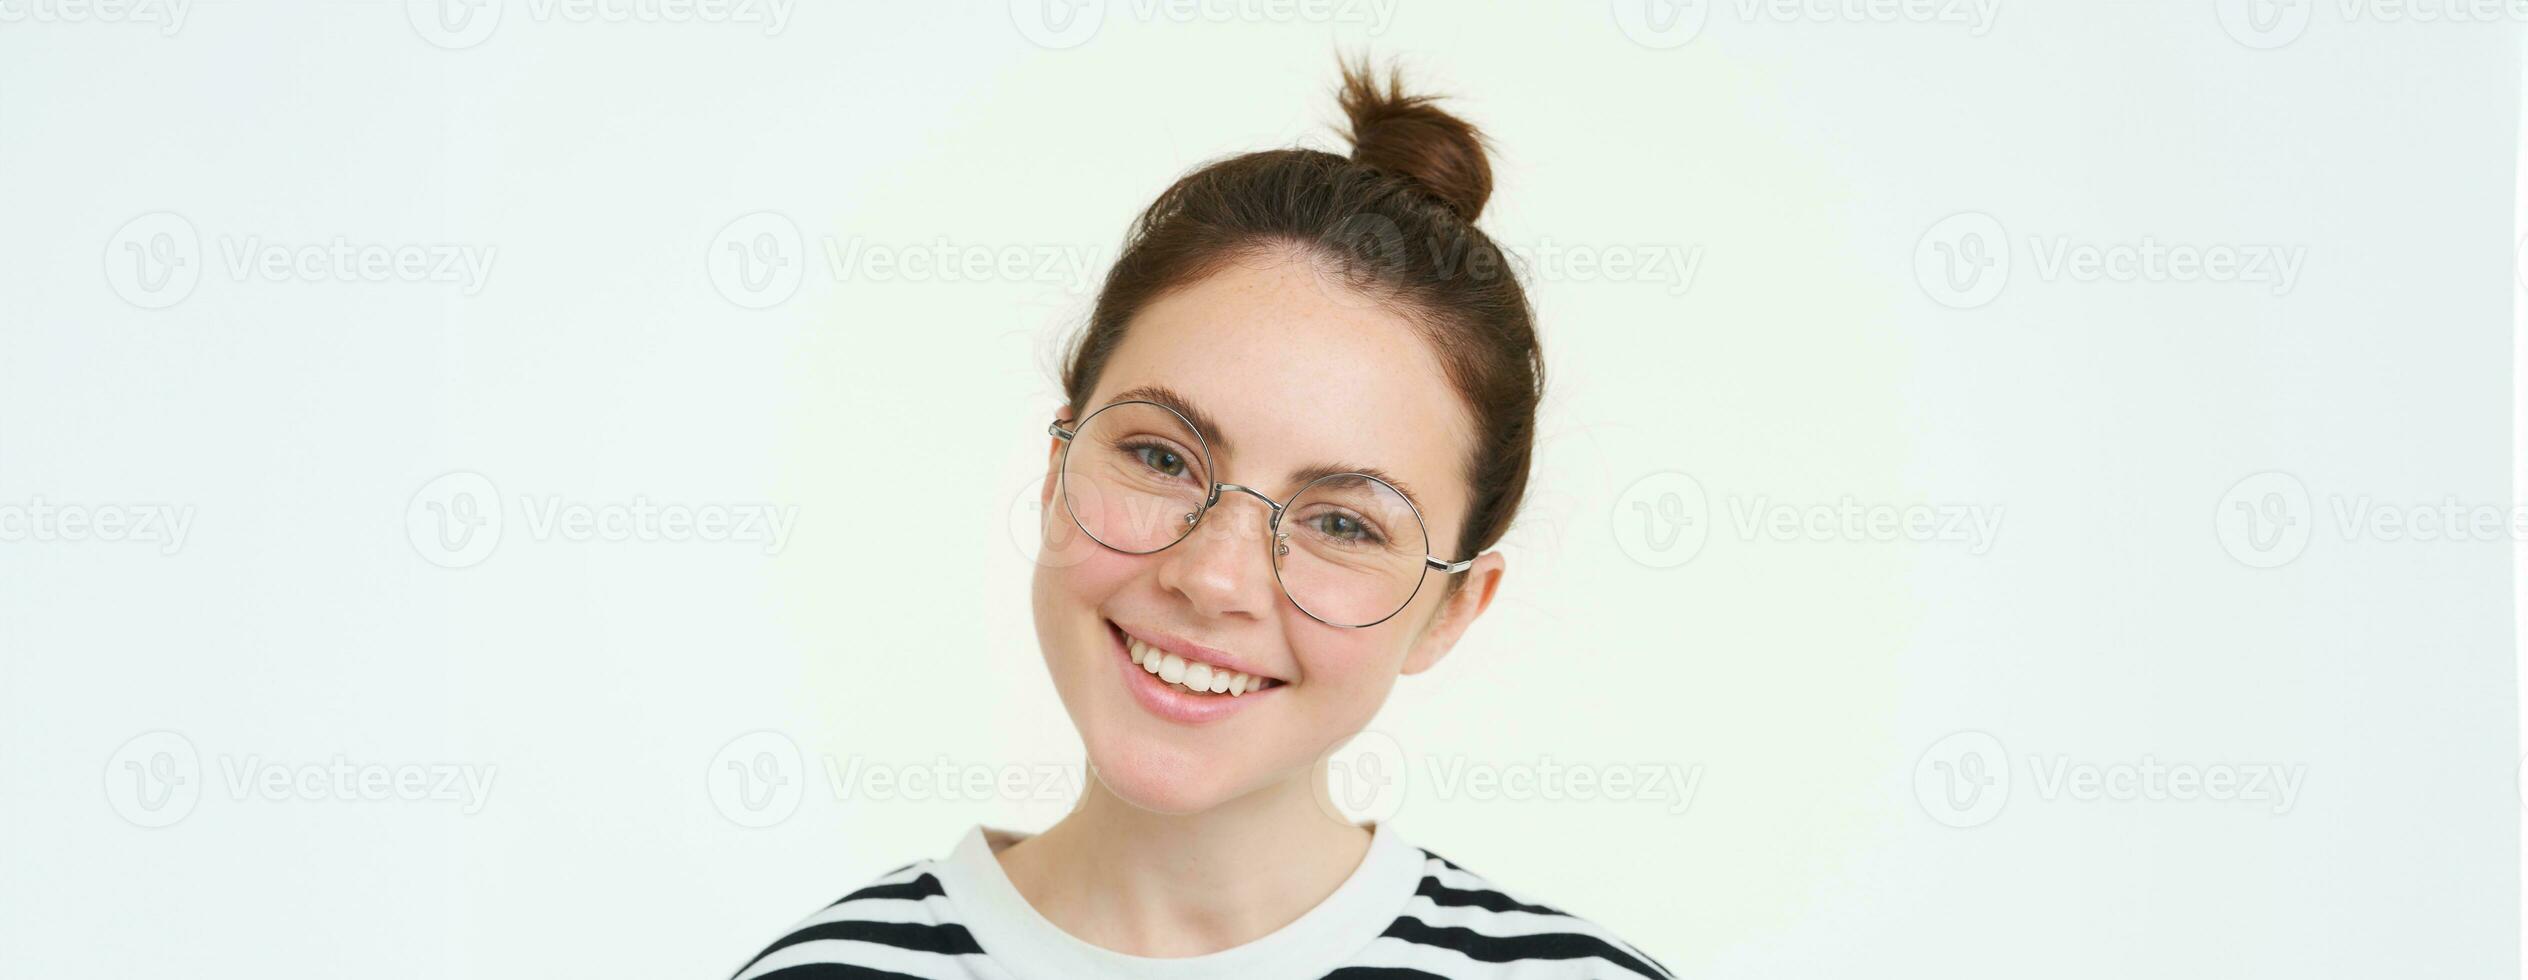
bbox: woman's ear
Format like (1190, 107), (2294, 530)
(1040, 408), (1070, 512)
(1401, 551), (1505, 675)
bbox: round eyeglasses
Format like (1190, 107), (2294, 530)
(1047, 399), (1473, 628)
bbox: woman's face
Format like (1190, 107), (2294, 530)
(1030, 248), (1504, 816)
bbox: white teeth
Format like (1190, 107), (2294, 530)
(1121, 631), (1270, 697)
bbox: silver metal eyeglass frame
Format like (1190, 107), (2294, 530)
(1047, 399), (1475, 629)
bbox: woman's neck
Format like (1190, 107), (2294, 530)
(992, 760), (1374, 957)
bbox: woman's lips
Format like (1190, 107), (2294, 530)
(1107, 620), (1279, 725)
(1110, 621), (1286, 684)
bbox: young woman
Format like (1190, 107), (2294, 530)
(731, 60), (1673, 979)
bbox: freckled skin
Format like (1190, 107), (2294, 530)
(1032, 247), (1508, 816)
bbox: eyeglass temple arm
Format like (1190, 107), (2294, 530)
(1048, 420), (1075, 440)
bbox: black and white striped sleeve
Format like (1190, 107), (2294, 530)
(1332, 849), (1677, 979)
(728, 862), (1009, 980)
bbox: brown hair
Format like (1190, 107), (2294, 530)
(1059, 57), (1541, 592)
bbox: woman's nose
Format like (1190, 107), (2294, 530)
(1154, 489), (1283, 620)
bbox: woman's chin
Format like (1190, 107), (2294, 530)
(1086, 739), (1246, 816)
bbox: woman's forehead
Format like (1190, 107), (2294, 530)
(1090, 259), (1474, 515)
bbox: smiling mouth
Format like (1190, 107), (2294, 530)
(1108, 621), (1286, 698)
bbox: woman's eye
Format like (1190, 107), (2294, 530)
(1132, 445), (1188, 478)
(1310, 512), (1384, 545)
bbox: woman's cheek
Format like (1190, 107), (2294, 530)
(1036, 543), (1137, 611)
(1030, 549), (1135, 706)
(1038, 523), (1140, 605)
(1037, 487), (1122, 581)
(1289, 633), (1407, 730)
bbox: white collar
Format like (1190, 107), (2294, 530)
(926, 819), (1426, 979)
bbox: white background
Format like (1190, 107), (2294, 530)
(1, 2), (2519, 978)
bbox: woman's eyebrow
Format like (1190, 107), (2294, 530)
(1289, 464), (1430, 517)
(1105, 384), (1234, 457)
(1098, 384), (1432, 517)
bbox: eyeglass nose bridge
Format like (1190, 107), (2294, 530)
(1189, 483), (1291, 557)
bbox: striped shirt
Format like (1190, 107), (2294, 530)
(730, 822), (1674, 980)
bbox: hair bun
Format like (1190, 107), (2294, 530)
(1337, 58), (1493, 221)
